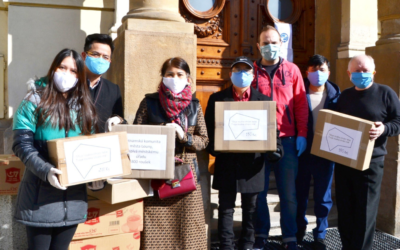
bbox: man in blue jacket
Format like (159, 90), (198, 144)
(295, 55), (340, 250)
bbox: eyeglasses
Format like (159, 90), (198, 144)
(86, 51), (111, 61)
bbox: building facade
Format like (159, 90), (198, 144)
(1, 0), (400, 249)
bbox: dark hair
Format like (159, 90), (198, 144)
(160, 57), (191, 76)
(308, 54), (330, 69)
(259, 25), (281, 42)
(35, 49), (98, 135)
(84, 34), (114, 53)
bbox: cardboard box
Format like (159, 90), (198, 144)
(87, 178), (153, 204)
(69, 232), (140, 250)
(0, 155), (25, 195)
(214, 101), (277, 152)
(47, 132), (131, 187)
(73, 197), (143, 240)
(111, 125), (175, 179)
(311, 109), (375, 171)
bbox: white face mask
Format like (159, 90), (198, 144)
(53, 71), (78, 92)
(163, 77), (188, 93)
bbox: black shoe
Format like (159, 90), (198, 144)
(296, 227), (306, 243)
(283, 241), (298, 250)
(253, 237), (267, 250)
(313, 238), (327, 250)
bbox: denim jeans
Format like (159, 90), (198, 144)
(255, 137), (298, 243)
(296, 154), (334, 240)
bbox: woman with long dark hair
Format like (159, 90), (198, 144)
(12, 48), (99, 250)
(134, 57), (208, 249)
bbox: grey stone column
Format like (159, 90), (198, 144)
(366, 0), (400, 237)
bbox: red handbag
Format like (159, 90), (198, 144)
(151, 158), (197, 199)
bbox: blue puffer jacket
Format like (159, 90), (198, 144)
(12, 77), (89, 227)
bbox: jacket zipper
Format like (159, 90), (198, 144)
(63, 129), (69, 225)
(285, 104), (292, 124)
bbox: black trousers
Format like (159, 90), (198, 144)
(26, 224), (78, 250)
(335, 161), (384, 250)
(218, 192), (258, 250)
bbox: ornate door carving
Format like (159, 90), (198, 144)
(180, 0), (315, 168)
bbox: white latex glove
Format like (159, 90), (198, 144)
(105, 116), (122, 132)
(47, 168), (66, 190)
(166, 123), (184, 140)
(88, 180), (106, 190)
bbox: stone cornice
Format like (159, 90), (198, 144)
(1, 0), (114, 11)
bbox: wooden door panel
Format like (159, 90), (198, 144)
(180, 0), (315, 172)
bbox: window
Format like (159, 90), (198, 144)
(268, 0), (293, 20)
(188, 0), (216, 12)
(183, 0), (225, 19)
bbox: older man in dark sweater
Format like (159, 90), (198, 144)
(335, 55), (400, 250)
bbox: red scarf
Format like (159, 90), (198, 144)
(158, 83), (192, 125)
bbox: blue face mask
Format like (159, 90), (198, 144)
(231, 71), (253, 88)
(351, 72), (373, 89)
(260, 44), (280, 61)
(85, 55), (110, 75)
(307, 70), (329, 87)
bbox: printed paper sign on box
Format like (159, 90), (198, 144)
(47, 132), (131, 186)
(223, 110), (268, 141)
(127, 134), (167, 171)
(111, 125), (175, 180)
(215, 101), (276, 152)
(320, 123), (362, 160)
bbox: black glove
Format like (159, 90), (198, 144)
(266, 148), (282, 163)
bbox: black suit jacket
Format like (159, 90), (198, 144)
(90, 78), (124, 132)
(205, 86), (283, 193)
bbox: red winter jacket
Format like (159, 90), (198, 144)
(251, 58), (308, 138)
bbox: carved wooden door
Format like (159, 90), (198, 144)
(180, 0), (315, 169)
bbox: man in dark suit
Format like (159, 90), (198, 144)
(205, 56), (283, 250)
(82, 34), (125, 133)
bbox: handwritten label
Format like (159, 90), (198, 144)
(64, 135), (123, 184)
(128, 134), (167, 171)
(223, 110), (268, 141)
(320, 123), (362, 160)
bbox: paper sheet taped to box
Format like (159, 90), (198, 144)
(320, 122), (362, 160)
(128, 134), (167, 170)
(223, 110), (268, 141)
(63, 135), (123, 184)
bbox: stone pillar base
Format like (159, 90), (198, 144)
(366, 42), (400, 236)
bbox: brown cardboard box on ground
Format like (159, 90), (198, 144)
(311, 109), (375, 171)
(73, 197), (143, 240)
(111, 125), (175, 179)
(0, 155), (25, 195)
(47, 132), (131, 187)
(87, 178), (153, 204)
(214, 101), (277, 152)
(69, 232), (140, 250)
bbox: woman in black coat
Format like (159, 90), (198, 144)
(205, 56), (283, 250)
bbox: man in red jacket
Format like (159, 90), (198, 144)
(252, 25), (308, 250)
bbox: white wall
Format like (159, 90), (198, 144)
(3, 0), (116, 118)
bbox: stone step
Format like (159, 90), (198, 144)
(210, 203), (338, 240)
